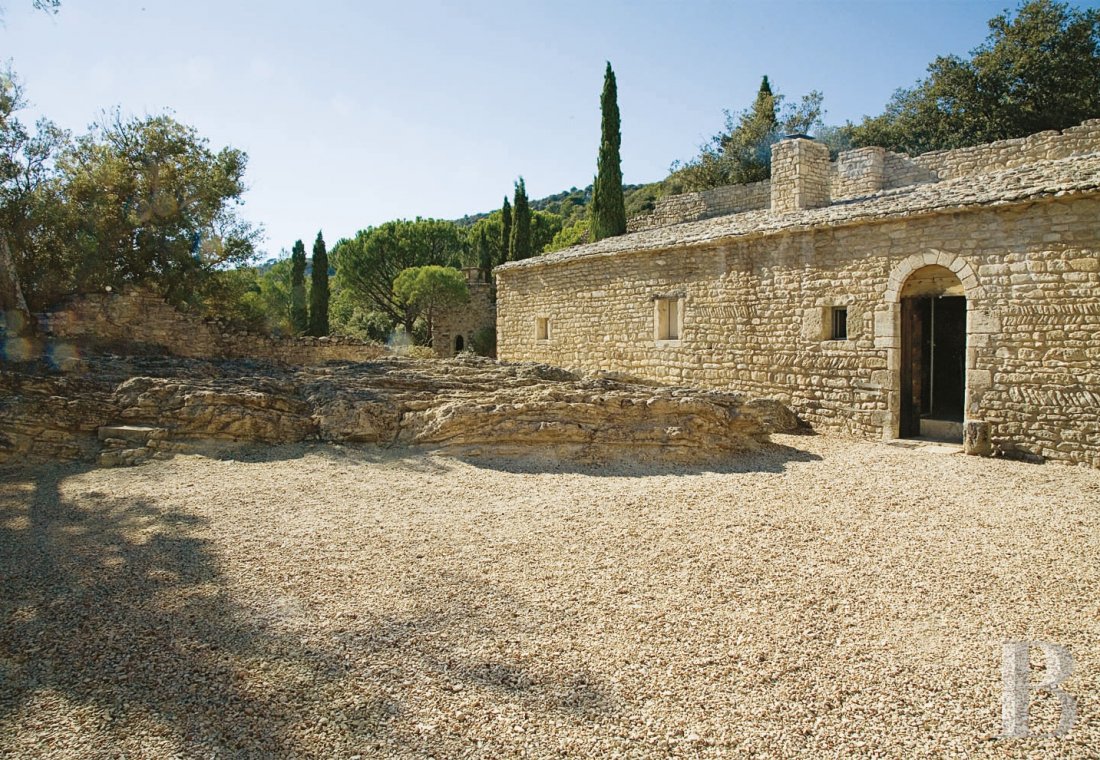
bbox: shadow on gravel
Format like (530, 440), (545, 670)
(330, 572), (619, 730)
(0, 461), (617, 756)
(453, 442), (823, 477)
(203, 442), (458, 475)
(0, 462), (352, 756)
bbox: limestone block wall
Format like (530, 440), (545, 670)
(628, 121), (1100, 230)
(882, 120), (1100, 189)
(433, 280), (496, 357)
(771, 138), (830, 212)
(628, 181), (770, 232)
(912, 120), (1100, 180)
(36, 289), (384, 364)
(497, 196), (1100, 468)
(830, 147), (886, 199)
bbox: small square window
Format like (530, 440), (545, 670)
(536, 317), (550, 341)
(655, 297), (681, 341)
(830, 307), (848, 340)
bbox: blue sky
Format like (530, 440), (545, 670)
(4, 1), (1097, 258)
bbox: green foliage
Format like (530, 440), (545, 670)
(196, 258), (297, 334)
(392, 265), (468, 346)
(532, 186), (589, 226)
(289, 239), (308, 334)
(0, 67), (63, 318)
(63, 111), (260, 306)
(467, 213), (503, 271)
(309, 231), (329, 336)
(474, 225), (493, 282)
(530, 210), (563, 255)
(847, 0), (1100, 154)
(509, 178), (531, 261)
(623, 178), (683, 219)
(499, 197), (512, 265)
(671, 77), (825, 192)
(590, 62), (626, 240)
(545, 217), (588, 252)
(470, 325), (496, 358)
(329, 287), (392, 343)
(334, 217), (466, 333)
(198, 267), (268, 330)
(0, 72), (259, 312)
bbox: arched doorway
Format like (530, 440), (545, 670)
(898, 265), (966, 441)
(454, 334), (464, 353)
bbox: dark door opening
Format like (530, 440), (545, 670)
(900, 296), (966, 440)
(454, 335), (464, 353)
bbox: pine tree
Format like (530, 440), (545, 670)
(309, 231), (329, 337)
(290, 239), (308, 334)
(509, 178), (531, 261)
(590, 61), (626, 241)
(499, 196), (512, 267)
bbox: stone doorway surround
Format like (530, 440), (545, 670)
(878, 251), (992, 445)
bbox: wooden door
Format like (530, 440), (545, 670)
(899, 298), (923, 437)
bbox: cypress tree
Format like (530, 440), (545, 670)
(290, 239), (308, 334)
(309, 231), (329, 337)
(725, 75), (779, 183)
(590, 61), (626, 241)
(509, 177), (531, 261)
(499, 196), (512, 267)
(477, 227), (493, 283)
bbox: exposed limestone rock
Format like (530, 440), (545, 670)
(0, 356), (800, 465)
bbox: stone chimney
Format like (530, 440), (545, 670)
(770, 135), (830, 213)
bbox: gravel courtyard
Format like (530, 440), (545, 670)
(1, 434), (1098, 758)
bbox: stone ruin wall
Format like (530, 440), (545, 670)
(907, 119), (1100, 182)
(628, 181), (770, 232)
(32, 289), (384, 365)
(497, 195), (1100, 469)
(629, 119), (1100, 228)
(432, 272), (496, 357)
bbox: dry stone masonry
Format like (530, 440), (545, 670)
(431, 267), (496, 357)
(28, 288), (385, 365)
(496, 121), (1100, 469)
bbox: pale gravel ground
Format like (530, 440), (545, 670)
(1, 434), (1098, 759)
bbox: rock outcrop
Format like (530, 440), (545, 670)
(0, 355), (802, 466)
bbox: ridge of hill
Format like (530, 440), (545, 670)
(453, 181), (672, 228)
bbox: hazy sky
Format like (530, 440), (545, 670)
(5, 0), (1097, 257)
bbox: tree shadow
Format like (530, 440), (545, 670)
(328, 573), (620, 730)
(0, 461), (621, 755)
(0, 462), (353, 756)
(449, 441), (824, 477)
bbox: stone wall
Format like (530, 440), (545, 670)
(496, 195), (1100, 469)
(910, 119), (1100, 181)
(627, 120), (1100, 228)
(628, 181), (770, 232)
(432, 269), (496, 357)
(33, 289), (384, 364)
(771, 138), (830, 212)
(830, 147), (886, 199)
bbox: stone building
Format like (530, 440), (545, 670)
(495, 121), (1100, 468)
(432, 267), (496, 357)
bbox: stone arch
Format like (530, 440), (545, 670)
(884, 250), (981, 304)
(880, 251), (982, 441)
